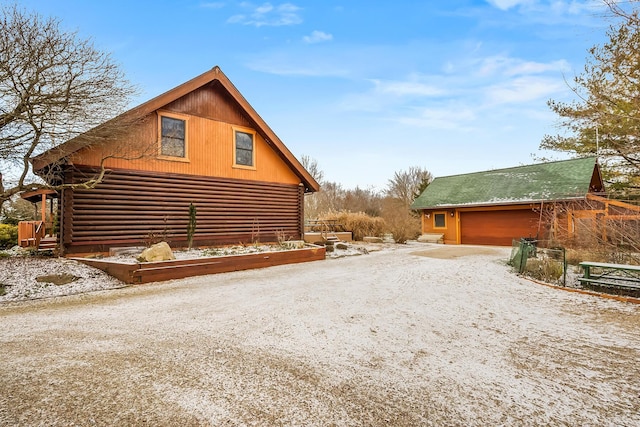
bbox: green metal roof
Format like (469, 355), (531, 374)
(411, 157), (601, 209)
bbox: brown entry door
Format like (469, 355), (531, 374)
(460, 210), (540, 246)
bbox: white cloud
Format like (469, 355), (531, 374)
(245, 39), (573, 135)
(395, 107), (477, 131)
(484, 76), (565, 104)
(485, 0), (534, 10)
(255, 3), (274, 14)
(228, 2), (302, 27)
(485, 0), (598, 15)
(246, 54), (349, 77)
(370, 78), (445, 97)
(504, 59), (570, 76)
(303, 30), (333, 44)
(336, 74), (449, 113)
(200, 2), (225, 9)
(340, 52), (573, 131)
(550, 0), (597, 15)
(478, 55), (570, 77)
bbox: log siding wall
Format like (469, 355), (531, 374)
(63, 167), (304, 254)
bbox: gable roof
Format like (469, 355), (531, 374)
(411, 157), (603, 209)
(32, 66), (319, 192)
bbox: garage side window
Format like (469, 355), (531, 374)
(434, 213), (446, 228)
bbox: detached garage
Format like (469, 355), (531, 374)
(411, 158), (605, 246)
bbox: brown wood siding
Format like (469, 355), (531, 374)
(460, 209), (541, 246)
(163, 81), (251, 127)
(69, 84), (301, 186)
(63, 167), (304, 254)
(61, 178), (74, 246)
(421, 210), (458, 244)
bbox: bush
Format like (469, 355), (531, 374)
(523, 257), (564, 283)
(320, 210), (386, 241)
(380, 199), (421, 243)
(0, 224), (18, 249)
(383, 216), (421, 243)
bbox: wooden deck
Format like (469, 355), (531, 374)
(73, 245), (326, 284)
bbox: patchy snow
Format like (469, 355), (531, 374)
(0, 242), (374, 302)
(0, 251), (124, 302)
(1, 242), (639, 426)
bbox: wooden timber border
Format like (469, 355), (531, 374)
(73, 245), (326, 284)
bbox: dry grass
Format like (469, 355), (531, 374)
(320, 210), (386, 241)
(523, 257), (564, 283)
(564, 247), (640, 266)
(565, 248), (609, 265)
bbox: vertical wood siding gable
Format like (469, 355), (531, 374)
(69, 83), (301, 186)
(162, 81), (252, 127)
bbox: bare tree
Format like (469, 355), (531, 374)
(343, 186), (382, 217)
(0, 3), (141, 206)
(604, 0), (639, 22)
(386, 166), (433, 208)
(304, 180), (346, 220)
(300, 155), (324, 184)
(301, 155), (327, 219)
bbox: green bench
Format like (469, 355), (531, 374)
(578, 261), (640, 292)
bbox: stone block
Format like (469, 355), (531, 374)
(363, 236), (383, 243)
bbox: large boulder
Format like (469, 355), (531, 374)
(137, 242), (175, 262)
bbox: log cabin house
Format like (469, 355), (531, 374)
(30, 66), (319, 255)
(410, 157), (635, 246)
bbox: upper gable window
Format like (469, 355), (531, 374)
(158, 113), (188, 160)
(233, 127), (255, 169)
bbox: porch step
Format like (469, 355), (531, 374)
(38, 238), (58, 250)
(20, 238), (37, 248)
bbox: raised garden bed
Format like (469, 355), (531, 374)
(73, 245), (326, 284)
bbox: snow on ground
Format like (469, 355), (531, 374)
(0, 242), (639, 426)
(0, 242), (371, 302)
(0, 252), (125, 302)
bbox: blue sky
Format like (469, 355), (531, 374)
(19, 0), (611, 190)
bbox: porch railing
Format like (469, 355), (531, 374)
(18, 220), (46, 248)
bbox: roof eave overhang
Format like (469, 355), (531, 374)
(413, 196), (587, 210)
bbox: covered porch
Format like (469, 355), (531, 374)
(18, 188), (58, 250)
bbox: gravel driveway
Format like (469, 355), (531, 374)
(1, 243), (639, 426)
